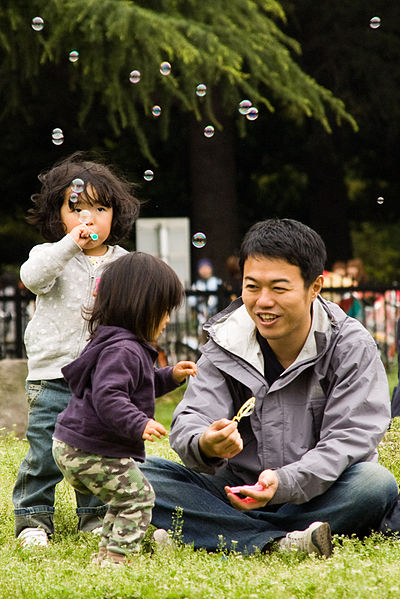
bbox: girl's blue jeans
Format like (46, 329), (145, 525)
(140, 456), (398, 554)
(13, 379), (107, 536)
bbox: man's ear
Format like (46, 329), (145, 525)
(310, 274), (324, 300)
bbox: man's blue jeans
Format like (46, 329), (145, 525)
(140, 456), (398, 554)
(13, 379), (106, 536)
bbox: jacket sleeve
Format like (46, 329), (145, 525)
(169, 354), (234, 473)
(20, 235), (82, 295)
(271, 325), (392, 505)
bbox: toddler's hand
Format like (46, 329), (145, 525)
(172, 361), (198, 383)
(68, 224), (92, 249)
(142, 419), (167, 442)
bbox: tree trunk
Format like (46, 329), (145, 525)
(188, 113), (239, 281)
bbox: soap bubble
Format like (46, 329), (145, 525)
(239, 100), (252, 115)
(51, 128), (64, 145)
(69, 50), (79, 63)
(129, 70), (141, 84)
(370, 16), (381, 29)
(204, 125), (215, 138)
(377, 196), (384, 205)
(71, 178), (85, 193)
(79, 209), (91, 224)
(144, 169), (154, 181)
(160, 61), (171, 76)
(69, 192), (79, 203)
(31, 17), (44, 31)
(196, 84), (207, 97)
(192, 232), (207, 248)
(246, 107), (259, 121)
(152, 105), (161, 117)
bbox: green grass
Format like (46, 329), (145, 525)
(1, 369), (400, 598)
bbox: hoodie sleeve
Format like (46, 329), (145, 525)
(271, 324), (392, 505)
(90, 346), (151, 440)
(20, 235), (82, 295)
(154, 366), (182, 398)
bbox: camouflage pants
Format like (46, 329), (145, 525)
(52, 438), (155, 555)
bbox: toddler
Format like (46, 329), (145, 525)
(13, 152), (140, 546)
(52, 252), (197, 564)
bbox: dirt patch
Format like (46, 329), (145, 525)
(0, 359), (28, 438)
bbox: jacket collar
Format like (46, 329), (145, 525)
(205, 295), (339, 374)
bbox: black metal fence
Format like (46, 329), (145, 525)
(2, 285), (400, 368)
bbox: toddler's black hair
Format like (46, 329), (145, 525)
(27, 152), (140, 244)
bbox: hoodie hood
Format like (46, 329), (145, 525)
(62, 325), (158, 397)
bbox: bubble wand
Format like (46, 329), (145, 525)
(232, 396), (256, 422)
(78, 209), (98, 241)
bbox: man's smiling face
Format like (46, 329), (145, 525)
(242, 255), (322, 356)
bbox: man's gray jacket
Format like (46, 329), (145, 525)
(170, 296), (391, 505)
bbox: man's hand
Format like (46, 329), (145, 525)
(199, 419), (243, 459)
(225, 469), (279, 511)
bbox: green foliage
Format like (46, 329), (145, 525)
(351, 222), (400, 283)
(0, 0), (356, 162)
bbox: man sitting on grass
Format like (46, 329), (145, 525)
(141, 218), (398, 557)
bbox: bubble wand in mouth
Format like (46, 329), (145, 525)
(78, 209), (98, 240)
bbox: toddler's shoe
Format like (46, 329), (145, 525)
(152, 528), (175, 549)
(100, 549), (128, 566)
(18, 527), (49, 548)
(91, 546), (107, 564)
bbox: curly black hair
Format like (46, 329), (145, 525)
(27, 152), (141, 244)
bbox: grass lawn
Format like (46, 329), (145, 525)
(1, 366), (400, 598)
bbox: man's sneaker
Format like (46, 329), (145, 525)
(18, 527), (49, 548)
(278, 521), (332, 558)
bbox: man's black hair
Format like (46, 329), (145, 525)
(239, 218), (327, 286)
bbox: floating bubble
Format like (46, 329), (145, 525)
(69, 50), (79, 63)
(144, 169), (154, 181)
(377, 196), (384, 205)
(69, 192), (79, 203)
(196, 84), (207, 97)
(52, 128), (63, 139)
(370, 16), (381, 29)
(246, 107), (259, 121)
(152, 105), (161, 117)
(129, 70), (141, 84)
(239, 99), (252, 115)
(160, 61), (171, 76)
(204, 125), (215, 138)
(51, 127), (64, 145)
(71, 178), (85, 193)
(79, 209), (91, 224)
(31, 17), (44, 31)
(192, 232), (207, 249)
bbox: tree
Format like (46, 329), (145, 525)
(1, 0), (356, 276)
(276, 1), (400, 268)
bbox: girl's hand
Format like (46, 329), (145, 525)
(172, 361), (198, 383)
(68, 223), (92, 249)
(142, 419), (167, 442)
